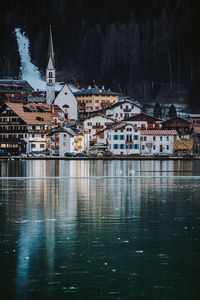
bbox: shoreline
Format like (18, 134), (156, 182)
(0, 156), (199, 161)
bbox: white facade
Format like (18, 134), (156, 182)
(83, 115), (115, 144)
(140, 130), (178, 155)
(105, 100), (141, 121)
(54, 84), (78, 120)
(49, 130), (89, 156)
(106, 124), (141, 155)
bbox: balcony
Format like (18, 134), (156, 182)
(123, 108), (131, 112)
(92, 125), (104, 129)
(51, 146), (59, 150)
(0, 129), (27, 133)
(75, 137), (82, 142)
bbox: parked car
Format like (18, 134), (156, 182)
(28, 151), (45, 157)
(64, 152), (76, 157)
(102, 152), (113, 156)
(74, 153), (87, 157)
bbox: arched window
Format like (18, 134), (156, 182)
(49, 72), (53, 78)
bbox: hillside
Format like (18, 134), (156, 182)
(0, 0), (200, 109)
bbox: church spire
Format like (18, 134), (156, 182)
(48, 25), (55, 67)
(46, 25), (55, 105)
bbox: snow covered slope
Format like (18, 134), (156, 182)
(15, 28), (63, 91)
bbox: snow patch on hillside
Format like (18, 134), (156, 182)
(15, 28), (64, 91)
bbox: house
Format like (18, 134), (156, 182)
(124, 113), (162, 129)
(83, 114), (116, 145)
(188, 114), (200, 129)
(97, 123), (140, 155)
(0, 101), (62, 155)
(74, 86), (119, 117)
(105, 99), (141, 121)
(162, 117), (191, 139)
(140, 130), (178, 155)
(0, 79), (33, 98)
(54, 84), (78, 120)
(48, 127), (89, 156)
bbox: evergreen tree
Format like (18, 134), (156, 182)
(168, 104), (177, 118)
(153, 101), (162, 118)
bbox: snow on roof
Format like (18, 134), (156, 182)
(74, 87), (119, 96)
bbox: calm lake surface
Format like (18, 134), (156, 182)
(0, 160), (200, 299)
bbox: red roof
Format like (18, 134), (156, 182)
(125, 113), (161, 123)
(193, 127), (200, 134)
(141, 130), (178, 135)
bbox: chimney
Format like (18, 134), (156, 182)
(51, 104), (55, 114)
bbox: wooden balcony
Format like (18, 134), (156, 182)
(92, 125), (104, 129)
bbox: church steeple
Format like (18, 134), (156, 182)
(46, 25), (55, 105)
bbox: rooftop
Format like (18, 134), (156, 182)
(74, 87), (119, 96)
(4, 101), (62, 125)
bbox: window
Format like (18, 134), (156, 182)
(40, 144), (45, 148)
(41, 134), (44, 138)
(153, 136), (156, 141)
(127, 128), (132, 131)
(142, 145), (145, 150)
(166, 136), (169, 141)
(32, 134), (35, 138)
(87, 122), (92, 126)
(120, 135), (124, 140)
(95, 100), (99, 103)
(120, 105), (122, 109)
(153, 145), (156, 150)
(166, 145), (169, 150)
(96, 122), (100, 126)
(134, 135), (138, 140)
(126, 135), (132, 142)
(120, 144), (124, 149)
(114, 135), (118, 140)
(160, 136), (163, 141)
(49, 79), (52, 85)
(49, 72), (53, 78)
(120, 113), (123, 117)
(144, 136), (147, 141)
(114, 144), (118, 149)
(63, 142), (67, 146)
(32, 144), (36, 148)
(115, 113), (118, 117)
(141, 136), (143, 141)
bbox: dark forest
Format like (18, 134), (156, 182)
(0, 0), (200, 108)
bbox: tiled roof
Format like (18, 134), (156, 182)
(74, 87), (119, 96)
(193, 127), (200, 134)
(141, 130), (178, 135)
(5, 101), (61, 125)
(125, 113), (161, 122)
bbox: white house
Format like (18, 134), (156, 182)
(83, 114), (115, 144)
(140, 130), (178, 155)
(97, 123), (140, 155)
(48, 127), (89, 156)
(54, 84), (78, 120)
(105, 100), (141, 121)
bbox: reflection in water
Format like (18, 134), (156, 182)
(0, 159), (200, 178)
(0, 160), (200, 299)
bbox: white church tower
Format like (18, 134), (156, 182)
(46, 25), (55, 104)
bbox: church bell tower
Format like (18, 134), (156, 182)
(46, 25), (55, 104)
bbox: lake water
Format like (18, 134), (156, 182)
(0, 160), (200, 299)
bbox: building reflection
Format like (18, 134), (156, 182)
(0, 159), (199, 297)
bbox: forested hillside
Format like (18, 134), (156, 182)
(0, 0), (200, 108)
